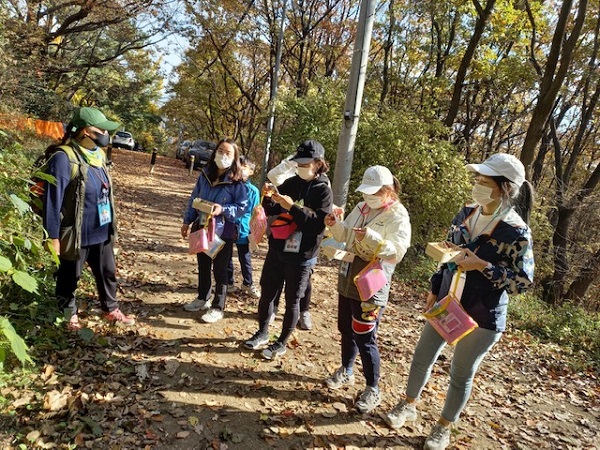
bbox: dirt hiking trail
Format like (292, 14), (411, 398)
(5, 149), (599, 450)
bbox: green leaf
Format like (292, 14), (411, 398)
(82, 417), (103, 436)
(0, 256), (11, 272)
(78, 328), (95, 342)
(32, 171), (55, 184)
(9, 194), (31, 215)
(11, 270), (39, 293)
(0, 317), (33, 366)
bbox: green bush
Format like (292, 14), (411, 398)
(0, 129), (58, 369)
(509, 293), (600, 369)
(272, 78), (345, 163)
(353, 106), (471, 247)
(274, 79), (471, 249)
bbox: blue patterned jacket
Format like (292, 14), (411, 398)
(430, 204), (534, 332)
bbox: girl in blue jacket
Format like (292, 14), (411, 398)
(181, 139), (248, 323)
(384, 153), (535, 450)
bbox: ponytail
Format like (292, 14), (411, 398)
(380, 176), (401, 201)
(514, 180), (534, 225)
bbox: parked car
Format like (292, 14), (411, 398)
(186, 140), (216, 169)
(112, 131), (135, 150)
(176, 140), (192, 160)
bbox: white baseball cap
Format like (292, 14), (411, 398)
(356, 165), (394, 194)
(466, 153), (525, 188)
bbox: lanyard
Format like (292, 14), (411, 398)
(355, 203), (386, 229)
(469, 206), (508, 242)
(88, 166), (109, 201)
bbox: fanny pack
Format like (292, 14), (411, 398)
(270, 212), (297, 239)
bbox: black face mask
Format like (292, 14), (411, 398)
(92, 131), (110, 148)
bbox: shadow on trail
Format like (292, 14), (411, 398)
(14, 321), (426, 449)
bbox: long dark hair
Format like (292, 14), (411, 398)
(204, 138), (243, 183)
(491, 176), (535, 224)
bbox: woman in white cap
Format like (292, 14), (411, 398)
(244, 140), (332, 359)
(384, 153), (535, 450)
(323, 165), (411, 414)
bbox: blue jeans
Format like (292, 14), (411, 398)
(406, 322), (501, 422)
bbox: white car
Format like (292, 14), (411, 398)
(112, 131), (135, 150)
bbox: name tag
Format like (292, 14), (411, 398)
(283, 231), (303, 253)
(98, 200), (112, 226)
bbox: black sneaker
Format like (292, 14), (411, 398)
(244, 331), (269, 350)
(261, 341), (287, 360)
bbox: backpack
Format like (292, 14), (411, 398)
(29, 144), (83, 216)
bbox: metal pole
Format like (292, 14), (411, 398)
(331, 0), (377, 209)
(189, 156), (195, 176)
(260, 0), (287, 187)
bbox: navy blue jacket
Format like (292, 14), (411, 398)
(183, 168), (248, 240)
(43, 151), (111, 247)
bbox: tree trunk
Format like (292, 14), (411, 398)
(443, 0), (496, 128)
(520, 0), (588, 176)
(565, 248), (600, 305)
(546, 204), (574, 304)
(379, 0), (396, 110)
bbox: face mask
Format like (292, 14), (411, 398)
(215, 153), (233, 170)
(92, 131), (110, 148)
(297, 166), (315, 181)
(472, 183), (496, 206)
(363, 193), (386, 209)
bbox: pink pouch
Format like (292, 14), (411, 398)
(423, 269), (478, 344)
(249, 205), (268, 245)
(423, 294), (478, 345)
(189, 228), (209, 254)
(353, 259), (388, 301)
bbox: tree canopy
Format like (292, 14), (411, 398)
(1, 0), (599, 306)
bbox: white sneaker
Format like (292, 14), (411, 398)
(355, 386), (381, 414)
(384, 400), (418, 429)
(325, 366), (355, 389)
(297, 311), (313, 330)
(183, 297), (212, 312)
(201, 308), (224, 323)
(424, 423), (451, 450)
(241, 284), (261, 298)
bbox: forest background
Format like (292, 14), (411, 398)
(0, 0), (599, 442)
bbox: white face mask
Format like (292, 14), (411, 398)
(296, 166), (315, 181)
(472, 183), (496, 206)
(363, 193), (386, 209)
(215, 153), (233, 170)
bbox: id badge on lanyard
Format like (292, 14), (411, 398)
(97, 182), (112, 226)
